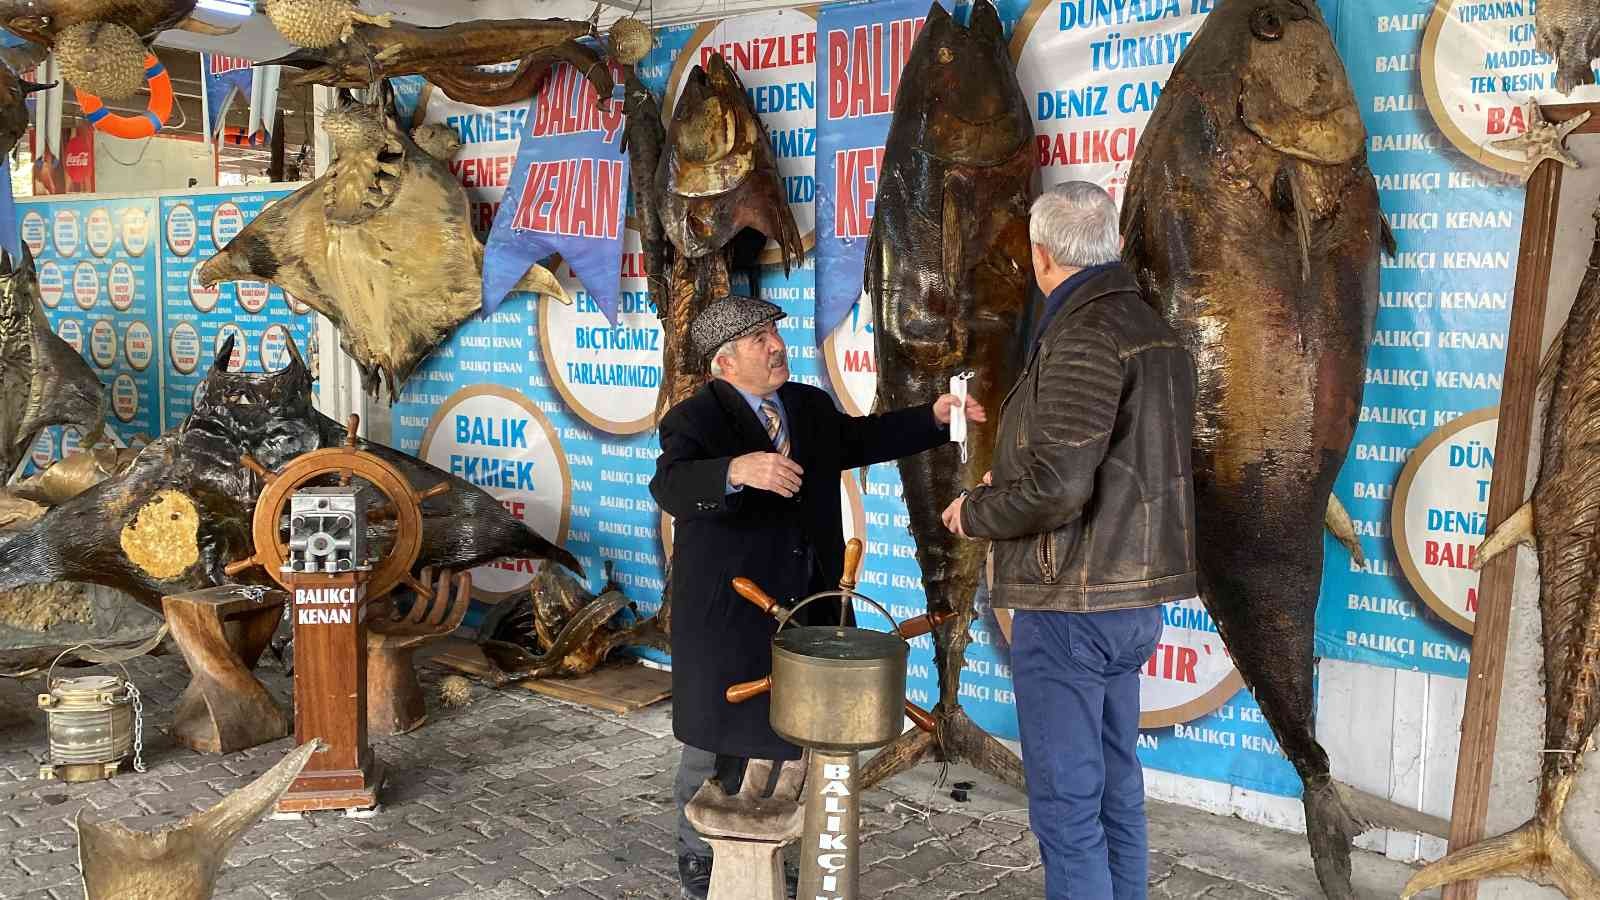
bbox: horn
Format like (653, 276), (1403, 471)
(212, 334), (236, 372)
(258, 50), (332, 71)
(19, 79), (53, 95)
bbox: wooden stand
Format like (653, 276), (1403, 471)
(163, 586), (290, 754)
(277, 571), (383, 813)
(366, 570), (471, 736)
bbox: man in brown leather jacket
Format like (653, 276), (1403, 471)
(940, 181), (1198, 900)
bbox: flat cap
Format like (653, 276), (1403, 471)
(690, 295), (784, 363)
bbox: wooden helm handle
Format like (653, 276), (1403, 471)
(904, 702), (936, 733)
(895, 609), (953, 640)
(840, 538), (864, 591)
(725, 675), (772, 704)
(731, 577), (782, 617)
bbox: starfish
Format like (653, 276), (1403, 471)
(1490, 101), (1590, 178)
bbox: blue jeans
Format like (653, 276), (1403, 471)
(1012, 606), (1164, 900)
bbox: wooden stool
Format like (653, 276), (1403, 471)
(366, 569), (471, 736)
(162, 585), (290, 754)
(686, 757), (806, 900)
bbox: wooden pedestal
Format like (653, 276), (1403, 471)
(277, 571), (383, 813)
(163, 586), (290, 754)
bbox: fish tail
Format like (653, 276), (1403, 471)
(1400, 816), (1600, 899)
(1302, 779), (1449, 900)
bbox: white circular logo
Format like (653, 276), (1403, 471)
(166, 203), (198, 257)
(1422, 1), (1600, 177)
(59, 426), (84, 458)
(216, 324), (248, 371)
(71, 261), (99, 310)
(212, 201), (245, 250)
(168, 321), (202, 374)
(56, 318), (84, 352)
(261, 323), (293, 371)
(121, 206), (151, 256)
(1011, 0), (1203, 203)
(189, 264), (221, 312)
(419, 386), (573, 599)
(124, 320), (154, 371)
(85, 207), (115, 257)
(284, 289), (311, 315)
(89, 319), (117, 368)
(237, 280), (271, 314)
(111, 373), (139, 423)
(21, 210), (47, 256)
(37, 260), (64, 308)
(822, 292), (876, 416)
(1392, 407), (1497, 635)
(669, 9), (818, 262)
(540, 226), (664, 434)
(52, 209), (81, 257)
(29, 429), (55, 468)
(107, 260), (137, 311)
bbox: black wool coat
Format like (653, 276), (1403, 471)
(650, 378), (948, 759)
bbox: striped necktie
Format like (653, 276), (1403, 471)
(760, 398), (790, 457)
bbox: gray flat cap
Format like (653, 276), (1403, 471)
(690, 295), (784, 363)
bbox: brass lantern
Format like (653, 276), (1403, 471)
(38, 662), (145, 783)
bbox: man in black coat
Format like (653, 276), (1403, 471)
(651, 295), (985, 899)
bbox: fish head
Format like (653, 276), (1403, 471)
(665, 53), (755, 198)
(898, 0), (1032, 165)
(1217, 0), (1364, 165)
(190, 334), (316, 451)
(322, 101), (390, 160)
(0, 242), (39, 320)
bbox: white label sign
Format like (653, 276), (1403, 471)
(822, 293), (877, 417)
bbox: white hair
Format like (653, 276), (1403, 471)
(1028, 181), (1121, 268)
(708, 338), (738, 377)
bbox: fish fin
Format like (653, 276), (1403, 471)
(1287, 166), (1313, 283)
(1473, 502), (1535, 569)
(177, 16), (241, 36)
(1379, 213), (1398, 258)
(1539, 320), (1565, 408)
(1334, 780), (1450, 837)
(1323, 494), (1364, 566)
(1401, 817), (1600, 899)
(942, 174), (970, 292)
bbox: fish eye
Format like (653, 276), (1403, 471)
(937, 46), (954, 64)
(1250, 7), (1283, 41)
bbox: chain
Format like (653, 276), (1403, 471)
(125, 681), (147, 773)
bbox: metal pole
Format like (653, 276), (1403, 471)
(798, 750), (860, 900)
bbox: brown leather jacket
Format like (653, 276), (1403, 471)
(961, 265), (1198, 611)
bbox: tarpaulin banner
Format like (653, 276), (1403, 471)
(482, 61), (630, 323)
(17, 196), (161, 470)
(202, 54), (253, 141)
(813, 0), (946, 346)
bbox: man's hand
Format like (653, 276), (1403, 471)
(932, 394), (988, 426)
(728, 452), (805, 497)
(941, 494), (969, 537)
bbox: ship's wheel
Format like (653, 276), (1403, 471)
(224, 415), (450, 600)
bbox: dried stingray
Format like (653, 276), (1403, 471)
(78, 741), (317, 900)
(0, 336), (581, 612)
(198, 98), (566, 399)
(10, 446), (136, 506)
(1402, 203), (1600, 898)
(0, 246), (105, 478)
(265, 16), (613, 108)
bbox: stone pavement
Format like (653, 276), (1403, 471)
(0, 651), (1427, 899)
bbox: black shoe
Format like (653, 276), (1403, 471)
(784, 862), (798, 899)
(678, 853), (712, 900)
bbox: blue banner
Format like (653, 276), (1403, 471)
(202, 54), (253, 140)
(16, 196), (161, 470)
(482, 62), (630, 324)
(813, 0), (945, 346)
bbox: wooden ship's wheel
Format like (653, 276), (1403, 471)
(224, 415), (450, 600)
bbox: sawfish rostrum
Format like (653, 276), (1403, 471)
(1120, 2), (1435, 897)
(0, 247), (105, 477)
(860, 0), (1034, 793)
(0, 337), (580, 611)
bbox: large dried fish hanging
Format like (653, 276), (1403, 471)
(0, 336), (581, 612)
(657, 52), (803, 411)
(264, 13), (618, 108)
(197, 97), (566, 399)
(0, 0), (236, 100)
(0, 247), (105, 479)
(0, 62), (51, 158)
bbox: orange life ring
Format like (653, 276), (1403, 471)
(75, 54), (172, 139)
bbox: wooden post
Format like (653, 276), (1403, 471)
(277, 571), (383, 813)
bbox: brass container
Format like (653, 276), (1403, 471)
(769, 626), (908, 752)
(38, 674), (133, 782)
